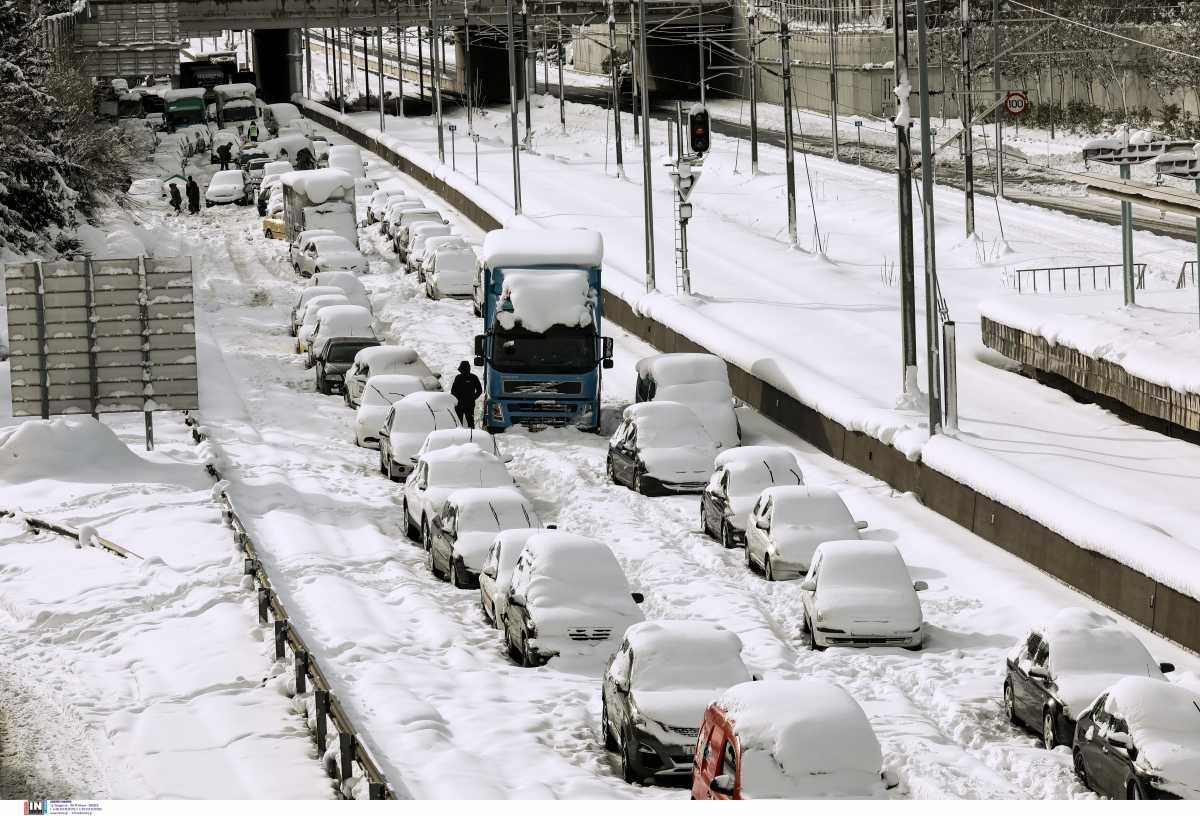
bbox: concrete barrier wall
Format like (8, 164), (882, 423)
(305, 104), (1200, 655)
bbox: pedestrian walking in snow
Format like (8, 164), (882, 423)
(217, 142), (232, 171)
(168, 183), (182, 213)
(185, 176), (201, 214)
(450, 361), (483, 428)
(246, 121), (259, 142)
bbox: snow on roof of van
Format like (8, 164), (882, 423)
(636, 353), (729, 386)
(213, 82), (257, 97)
(280, 168), (355, 203)
(719, 680), (881, 796)
(481, 229), (603, 269)
(495, 270), (594, 333)
(266, 102), (301, 119)
(163, 88), (207, 102)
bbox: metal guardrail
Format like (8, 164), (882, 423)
(183, 413), (398, 800)
(0, 509), (143, 559)
(1179, 261), (1198, 289)
(1006, 263), (1146, 294)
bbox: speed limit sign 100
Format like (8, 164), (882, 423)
(1004, 91), (1028, 117)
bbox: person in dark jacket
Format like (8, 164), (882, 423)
(450, 361), (483, 428)
(168, 183), (182, 213)
(217, 142), (232, 171)
(295, 147), (315, 171)
(185, 176), (201, 214)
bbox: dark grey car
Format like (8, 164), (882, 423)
(314, 337), (380, 395)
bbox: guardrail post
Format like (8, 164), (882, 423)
(258, 587), (270, 625)
(339, 732), (356, 782)
(295, 648), (308, 695)
(942, 321), (958, 434)
(274, 619), (288, 661)
(368, 782), (385, 799)
(243, 557), (257, 576)
(315, 688), (329, 751)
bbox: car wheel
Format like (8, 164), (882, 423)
(633, 468), (646, 495)
(263, 228), (271, 238)
(1004, 684), (1018, 726)
(505, 623), (523, 665)
(764, 555), (775, 582)
(721, 520), (737, 550)
(601, 702), (618, 751)
(427, 540), (444, 580)
(1042, 708), (1057, 750)
(1072, 748), (1087, 785)
(519, 629), (534, 668)
(1128, 780), (1143, 800)
(451, 557), (469, 589)
(421, 519), (432, 552)
(379, 450), (387, 475)
(403, 499), (420, 540)
(619, 732), (640, 784)
(388, 456), (402, 483)
(605, 455), (617, 484)
(472, 301), (481, 317)
(316, 367), (328, 394)
(744, 539), (755, 571)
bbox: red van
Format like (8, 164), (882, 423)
(690, 680), (889, 800)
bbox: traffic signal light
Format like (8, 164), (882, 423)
(688, 105), (710, 155)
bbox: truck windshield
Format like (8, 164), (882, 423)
(223, 101), (256, 122)
(490, 325), (595, 374)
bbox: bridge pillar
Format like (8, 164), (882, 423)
(453, 26), (524, 105)
(252, 28), (302, 103)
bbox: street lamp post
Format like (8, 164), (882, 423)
(449, 123), (457, 171)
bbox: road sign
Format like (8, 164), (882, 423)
(1004, 91), (1029, 117)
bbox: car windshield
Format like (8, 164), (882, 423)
(328, 341), (377, 363)
(490, 325), (595, 374)
(637, 415), (703, 448)
(818, 550), (909, 590)
(362, 379), (420, 405)
(459, 499), (536, 532)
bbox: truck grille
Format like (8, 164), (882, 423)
(503, 380), (582, 395)
(566, 627), (613, 642)
(508, 402), (577, 414)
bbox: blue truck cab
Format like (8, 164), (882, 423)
(473, 229), (613, 432)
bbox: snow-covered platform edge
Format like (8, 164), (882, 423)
(295, 97), (1200, 652)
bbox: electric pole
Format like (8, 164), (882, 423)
(748, 2), (759, 174)
(608, 1), (624, 177)
(522, 1), (533, 145)
(960, 0), (975, 236)
(993, 0), (1004, 199)
(431, 0), (444, 162)
(894, 0), (917, 392)
(377, 26), (385, 131)
(557, 5), (566, 133)
(464, 2), (474, 134)
(779, 2), (798, 247)
(506, 0), (523, 213)
(630, 3), (639, 143)
(916, 0), (942, 435)
(828, 0), (838, 161)
(698, 1), (706, 105)
(636, 0), (655, 291)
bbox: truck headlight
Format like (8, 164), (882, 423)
(490, 402), (503, 421)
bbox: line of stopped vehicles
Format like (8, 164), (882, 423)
(273, 166), (1199, 800)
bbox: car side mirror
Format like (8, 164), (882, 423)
(1029, 665), (1051, 681)
(1107, 731), (1131, 750)
(799, 578), (816, 592)
(710, 774), (735, 796)
(631, 592), (645, 604)
(1160, 662), (1176, 674)
(855, 520), (869, 530)
(756, 517), (770, 531)
(913, 580), (928, 592)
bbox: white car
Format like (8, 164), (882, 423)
(745, 486), (865, 580)
(701, 446), (804, 548)
(311, 138), (330, 164)
(289, 284), (343, 336)
(366, 185), (410, 223)
(288, 228), (338, 269)
(635, 353), (741, 450)
(306, 304), (375, 367)
(311, 269), (371, 310)
(394, 209), (447, 259)
(799, 540), (927, 650)
(606, 402), (718, 495)
(427, 487), (540, 588)
(344, 345), (439, 408)
(354, 374), (427, 448)
(479, 528), (542, 628)
(204, 170), (248, 205)
(501, 531), (645, 667)
(378, 391), (461, 481)
(263, 160), (293, 177)
(295, 294), (349, 353)
(401, 445), (515, 547)
(404, 224), (453, 274)
(415, 428), (506, 462)
(294, 235), (368, 278)
(381, 198), (426, 237)
(414, 234), (469, 282)
(426, 245), (477, 299)
(603, 621), (753, 785)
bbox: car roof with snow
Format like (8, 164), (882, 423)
(264, 160), (293, 175)
(811, 540), (911, 590)
(636, 353), (729, 386)
(313, 304), (372, 334)
(301, 293), (349, 319)
(280, 168), (354, 203)
(759, 485), (852, 525)
(390, 391), (459, 425)
(447, 487), (538, 529)
(296, 228), (336, 243)
(313, 269), (366, 290)
(519, 532), (639, 613)
(1101, 677), (1200, 761)
(419, 428), (501, 457)
(311, 234), (357, 251)
(266, 102), (301, 119)
(355, 345), (419, 368)
(481, 229), (604, 269)
(209, 170), (244, 185)
(298, 286), (343, 305)
(621, 401), (712, 447)
(718, 448), (803, 485)
(361, 374), (425, 404)
(1033, 607), (1164, 681)
(419, 444), (511, 483)
(623, 620), (750, 691)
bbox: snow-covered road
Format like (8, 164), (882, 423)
(161, 125), (1199, 799)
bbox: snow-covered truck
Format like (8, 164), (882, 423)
(212, 83), (258, 130)
(163, 88), (207, 128)
(280, 168), (358, 248)
(472, 230), (613, 432)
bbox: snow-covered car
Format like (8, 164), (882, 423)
(428, 487), (540, 588)
(293, 234), (368, 278)
(313, 336), (379, 395)
(701, 446), (804, 548)
(635, 353), (741, 450)
(311, 269), (371, 310)
(606, 402), (718, 495)
(208, 129), (242, 164)
(603, 621), (752, 785)
(799, 540), (926, 651)
(401, 445), (515, 546)
(204, 169), (248, 206)
(288, 228), (338, 269)
(245, 157), (271, 185)
(344, 345), (438, 408)
(414, 234), (469, 282)
(404, 224), (453, 274)
(501, 531), (645, 667)
(1004, 607), (1173, 751)
(295, 293), (349, 354)
(381, 198), (426, 237)
(378, 391), (461, 481)
(1073, 677), (1199, 799)
(479, 528), (542, 628)
(393, 209), (447, 259)
(744, 486), (864, 580)
(263, 101), (302, 135)
(306, 304), (375, 368)
(426, 246), (477, 300)
(257, 174), (284, 215)
(263, 160), (293, 178)
(311, 138), (330, 165)
(415, 428), (507, 462)
(692, 680), (888, 799)
(354, 374), (427, 448)
(366, 184), (410, 223)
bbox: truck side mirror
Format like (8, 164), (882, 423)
(474, 335), (485, 356)
(473, 356), (484, 367)
(602, 359), (614, 369)
(602, 337), (614, 360)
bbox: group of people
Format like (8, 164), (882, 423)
(168, 177), (202, 215)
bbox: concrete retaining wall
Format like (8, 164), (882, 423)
(304, 103), (1200, 655)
